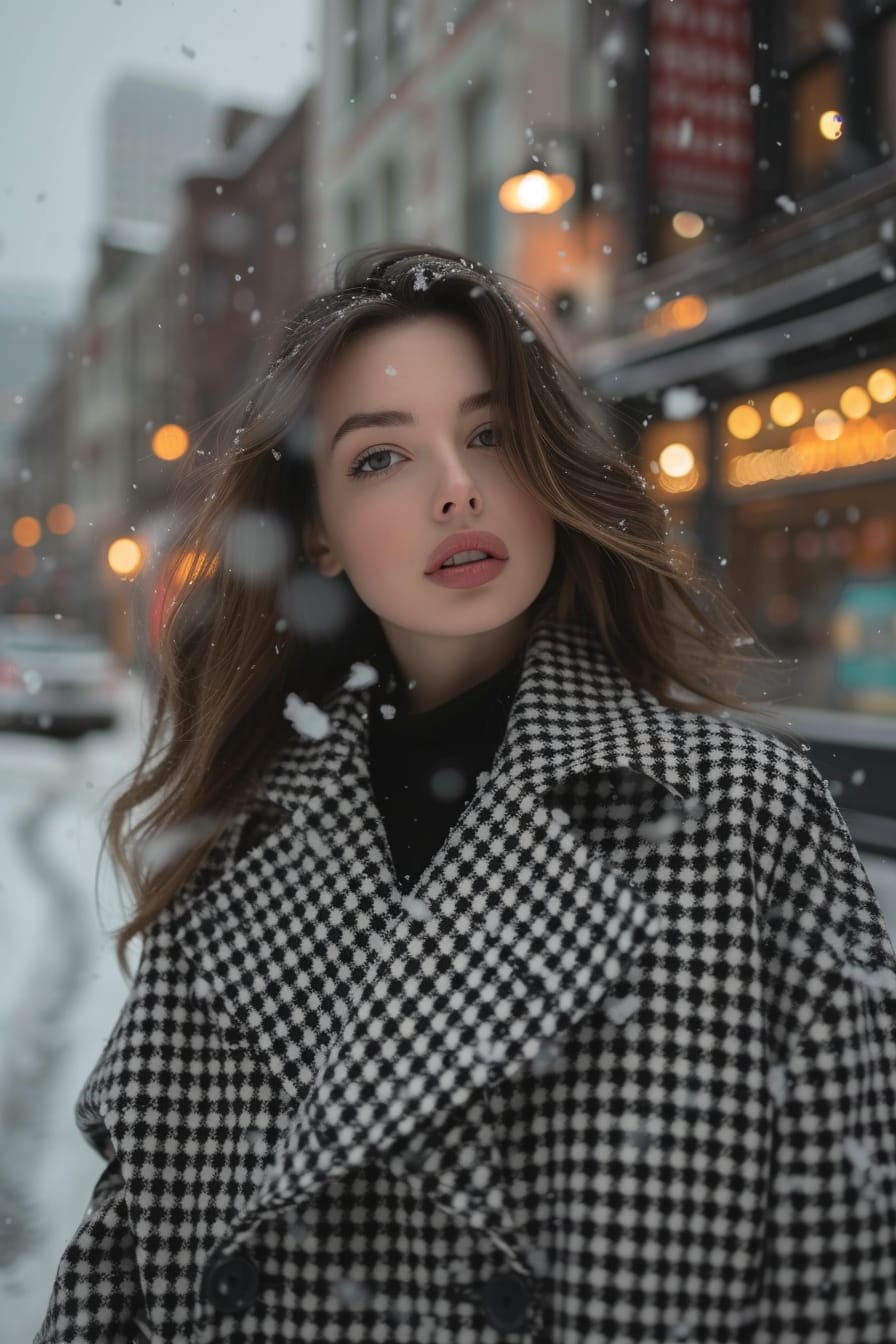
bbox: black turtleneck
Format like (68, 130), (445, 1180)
(366, 649), (525, 893)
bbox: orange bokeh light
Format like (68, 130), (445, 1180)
(107, 537), (145, 578)
(152, 423), (190, 461)
(46, 503), (75, 535)
(12, 516), (41, 548)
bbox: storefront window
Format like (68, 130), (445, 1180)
(640, 414), (707, 555)
(785, 0), (842, 63)
(790, 56), (845, 192)
(875, 16), (896, 157)
(722, 360), (896, 713)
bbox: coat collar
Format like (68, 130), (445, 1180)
(261, 613), (689, 816)
(175, 616), (689, 1257)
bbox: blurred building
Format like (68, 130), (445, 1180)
(313, 0), (614, 352)
(102, 75), (218, 242)
(3, 73), (321, 650)
(574, 0), (896, 715)
(8, 0), (894, 716)
(0, 290), (71, 606)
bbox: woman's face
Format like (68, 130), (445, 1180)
(304, 314), (556, 680)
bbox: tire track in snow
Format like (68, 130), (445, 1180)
(0, 780), (90, 1271)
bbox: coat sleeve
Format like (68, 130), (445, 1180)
(33, 1155), (148, 1344)
(32, 813), (259, 1344)
(750, 757), (896, 1341)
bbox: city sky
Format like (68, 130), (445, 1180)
(0, 0), (321, 320)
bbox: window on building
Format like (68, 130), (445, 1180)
(872, 14), (896, 158)
(789, 55), (846, 191)
(386, 0), (410, 67)
(344, 192), (365, 251)
(785, 0), (842, 64)
(346, 0), (365, 103)
(460, 83), (499, 263)
(382, 158), (402, 239)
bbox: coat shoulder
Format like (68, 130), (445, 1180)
(659, 702), (830, 811)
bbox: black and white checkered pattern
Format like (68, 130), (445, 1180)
(36, 616), (896, 1342)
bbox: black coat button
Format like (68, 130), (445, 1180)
(201, 1251), (259, 1314)
(478, 1271), (532, 1334)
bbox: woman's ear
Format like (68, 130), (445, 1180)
(301, 518), (343, 578)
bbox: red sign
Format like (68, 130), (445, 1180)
(649, 0), (754, 219)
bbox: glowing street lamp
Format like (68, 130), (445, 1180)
(107, 537), (146, 579)
(499, 127), (589, 216)
(152, 423), (190, 461)
(12, 516), (41, 547)
(499, 169), (576, 215)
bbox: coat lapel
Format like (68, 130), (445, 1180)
(175, 617), (691, 1251)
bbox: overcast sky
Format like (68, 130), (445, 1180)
(0, 0), (321, 320)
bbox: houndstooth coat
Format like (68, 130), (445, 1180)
(37, 617), (896, 1343)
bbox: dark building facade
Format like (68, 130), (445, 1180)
(577, 0), (896, 717)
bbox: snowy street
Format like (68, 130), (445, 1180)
(0, 678), (144, 1341)
(1, 681), (895, 1341)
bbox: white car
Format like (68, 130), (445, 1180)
(0, 616), (123, 736)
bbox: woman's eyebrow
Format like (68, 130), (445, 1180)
(329, 389), (493, 454)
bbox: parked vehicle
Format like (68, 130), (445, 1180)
(0, 616), (123, 736)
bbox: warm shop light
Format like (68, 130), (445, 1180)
(672, 211), (704, 239)
(840, 385), (872, 419)
(814, 408), (843, 440)
(867, 368), (896, 403)
(46, 503), (75, 535)
(658, 443), (696, 477)
(671, 294), (707, 328)
(819, 110), (844, 141)
(152, 423), (190, 461)
(770, 391), (803, 427)
(107, 537), (145, 578)
(498, 169), (575, 214)
(728, 416), (896, 486)
(12, 516), (41, 548)
(727, 404), (762, 439)
(645, 294), (708, 335)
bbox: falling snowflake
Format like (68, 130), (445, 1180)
(662, 385), (706, 420)
(767, 1064), (788, 1105)
(283, 693), (330, 741)
(401, 894), (433, 923)
(344, 661), (379, 690)
(605, 993), (640, 1026)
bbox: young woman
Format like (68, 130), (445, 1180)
(38, 245), (896, 1342)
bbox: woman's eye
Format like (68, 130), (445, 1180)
(347, 426), (501, 479)
(347, 447), (401, 477)
(473, 425), (502, 448)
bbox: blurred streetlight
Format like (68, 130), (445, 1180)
(498, 126), (589, 216)
(671, 211), (705, 239)
(12, 516), (41, 547)
(46, 503), (75, 535)
(151, 423), (190, 461)
(107, 537), (146, 579)
(499, 168), (576, 215)
(819, 110), (844, 141)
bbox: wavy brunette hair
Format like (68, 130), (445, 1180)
(106, 242), (769, 975)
